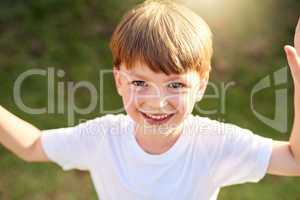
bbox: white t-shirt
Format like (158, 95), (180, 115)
(41, 114), (273, 200)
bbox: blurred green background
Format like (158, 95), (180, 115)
(0, 0), (300, 199)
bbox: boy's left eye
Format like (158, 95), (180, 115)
(168, 82), (185, 89)
(131, 80), (147, 87)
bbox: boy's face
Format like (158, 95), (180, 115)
(113, 62), (208, 134)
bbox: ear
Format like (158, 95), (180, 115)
(196, 76), (209, 101)
(113, 67), (123, 96)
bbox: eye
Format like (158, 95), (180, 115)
(168, 82), (185, 89)
(131, 80), (148, 87)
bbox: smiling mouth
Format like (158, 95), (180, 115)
(139, 111), (175, 125)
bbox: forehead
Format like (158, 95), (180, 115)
(120, 62), (201, 83)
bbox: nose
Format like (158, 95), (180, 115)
(137, 85), (168, 112)
(148, 94), (167, 109)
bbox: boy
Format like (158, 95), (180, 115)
(1, 0), (300, 199)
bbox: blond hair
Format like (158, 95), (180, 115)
(109, 0), (213, 78)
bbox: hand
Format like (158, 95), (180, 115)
(285, 17), (300, 86)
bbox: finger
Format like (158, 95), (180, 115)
(295, 16), (300, 55)
(285, 45), (300, 74)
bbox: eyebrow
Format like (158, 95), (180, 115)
(129, 72), (186, 82)
(129, 72), (150, 80)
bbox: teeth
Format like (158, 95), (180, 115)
(145, 113), (169, 120)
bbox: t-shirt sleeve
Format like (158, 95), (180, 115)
(207, 121), (273, 187)
(41, 117), (106, 171)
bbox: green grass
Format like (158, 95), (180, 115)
(0, 0), (300, 199)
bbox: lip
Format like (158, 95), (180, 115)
(139, 111), (175, 125)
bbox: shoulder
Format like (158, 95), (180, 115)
(77, 114), (132, 136)
(186, 114), (256, 142)
(187, 114), (248, 133)
(188, 115), (272, 149)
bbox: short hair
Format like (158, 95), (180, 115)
(109, 0), (213, 79)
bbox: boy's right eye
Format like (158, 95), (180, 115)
(131, 80), (147, 87)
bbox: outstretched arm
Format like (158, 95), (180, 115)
(286, 17), (300, 165)
(0, 105), (49, 162)
(267, 17), (300, 176)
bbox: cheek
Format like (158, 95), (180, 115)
(121, 87), (145, 110)
(119, 86), (135, 109)
(176, 93), (195, 112)
(167, 93), (195, 112)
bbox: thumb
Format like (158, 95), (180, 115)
(285, 45), (300, 68)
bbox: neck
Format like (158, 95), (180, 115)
(133, 123), (183, 155)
